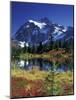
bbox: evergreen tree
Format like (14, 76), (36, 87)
(37, 42), (43, 53)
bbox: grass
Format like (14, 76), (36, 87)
(11, 48), (73, 97)
(11, 67), (49, 80)
(20, 53), (51, 60)
(19, 49), (73, 62)
(11, 67), (74, 98)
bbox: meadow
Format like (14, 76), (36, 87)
(11, 43), (74, 98)
(11, 55), (74, 98)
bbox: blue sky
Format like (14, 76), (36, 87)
(11, 2), (74, 34)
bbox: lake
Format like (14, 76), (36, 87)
(11, 58), (73, 72)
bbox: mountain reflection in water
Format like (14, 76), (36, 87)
(11, 58), (73, 72)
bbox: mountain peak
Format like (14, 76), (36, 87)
(28, 19), (46, 29)
(14, 18), (73, 45)
(40, 17), (50, 23)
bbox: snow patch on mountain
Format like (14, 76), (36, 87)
(54, 34), (65, 41)
(65, 36), (73, 41)
(53, 26), (61, 33)
(18, 41), (25, 48)
(62, 27), (67, 32)
(18, 41), (29, 48)
(29, 20), (46, 29)
(26, 25), (30, 28)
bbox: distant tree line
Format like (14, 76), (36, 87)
(11, 35), (73, 57)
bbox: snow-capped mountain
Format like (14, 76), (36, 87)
(28, 20), (46, 29)
(14, 18), (74, 46)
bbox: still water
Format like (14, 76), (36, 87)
(11, 58), (73, 72)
